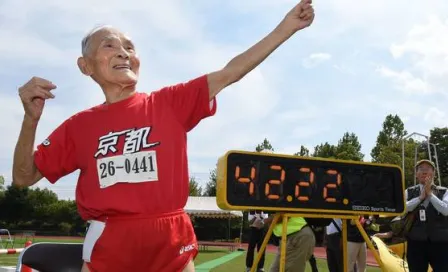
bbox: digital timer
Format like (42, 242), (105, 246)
(216, 151), (405, 216)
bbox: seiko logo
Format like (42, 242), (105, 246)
(352, 205), (370, 211)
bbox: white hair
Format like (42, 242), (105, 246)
(81, 25), (114, 56)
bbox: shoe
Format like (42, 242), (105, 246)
(246, 268), (251, 272)
(257, 269), (265, 272)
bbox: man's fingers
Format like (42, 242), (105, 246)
(37, 81), (57, 90)
(24, 88), (55, 101)
(31, 77), (57, 90)
(302, 3), (312, 10)
(20, 85), (56, 101)
(300, 10), (314, 20)
(35, 88), (55, 99)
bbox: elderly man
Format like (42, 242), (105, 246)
(405, 159), (448, 272)
(12, 1), (314, 272)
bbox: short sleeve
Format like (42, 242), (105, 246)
(159, 75), (217, 132)
(34, 118), (78, 184)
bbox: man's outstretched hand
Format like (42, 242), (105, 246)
(280, 0), (315, 34)
(206, 0), (315, 99)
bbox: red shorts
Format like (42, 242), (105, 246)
(84, 210), (198, 272)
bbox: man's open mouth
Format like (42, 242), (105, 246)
(113, 65), (131, 70)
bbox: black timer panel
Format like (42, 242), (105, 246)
(225, 153), (404, 214)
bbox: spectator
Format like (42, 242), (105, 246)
(325, 218), (343, 272)
(246, 210), (269, 272)
(346, 217), (367, 272)
(405, 159), (448, 271)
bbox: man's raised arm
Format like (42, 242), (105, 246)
(207, 0), (315, 100)
(12, 77), (56, 187)
(13, 116), (43, 187)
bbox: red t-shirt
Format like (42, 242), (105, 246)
(34, 75), (216, 220)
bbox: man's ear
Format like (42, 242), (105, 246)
(77, 57), (93, 76)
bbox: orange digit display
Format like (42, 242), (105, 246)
(295, 167), (314, 201)
(265, 165), (285, 200)
(235, 165), (256, 195)
(324, 169), (342, 203)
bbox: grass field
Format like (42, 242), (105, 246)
(0, 237), (381, 271)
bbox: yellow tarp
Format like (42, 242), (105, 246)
(372, 237), (408, 271)
(372, 237), (432, 272)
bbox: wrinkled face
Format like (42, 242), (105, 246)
(416, 163), (435, 184)
(81, 27), (140, 88)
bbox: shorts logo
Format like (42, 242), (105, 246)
(179, 244), (195, 255)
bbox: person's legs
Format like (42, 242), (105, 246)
(269, 226), (315, 272)
(356, 243), (367, 272)
(182, 259), (195, 272)
(326, 245), (336, 272)
(246, 227), (260, 269)
(81, 262), (90, 272)
(406, 239), (429, 272)
(309, 254), (318, 272)
(256, 228), (267, 270)
(326, 234), (342, 272)
(285, 226), (315, 272)
(347, 242), (361, 272)
(428, 242), (448, 272)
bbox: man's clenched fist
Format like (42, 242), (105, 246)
(19, 77), (56, 121)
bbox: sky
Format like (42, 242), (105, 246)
(1, 0), (448, 200)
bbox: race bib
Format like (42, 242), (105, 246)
(96, 150), (158, 188)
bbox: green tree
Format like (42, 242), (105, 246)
(429, 127), (448, 186)
(26, 188), (58, 220)
(371, 115), (425, 187)
(335, 132), (364, 161)
(189, 177), (203, 196)
(294, 145), (310, 156)
(203, 168), (217, 196)
(0, 176), (5, 200)
(255, 138), (274, 152)
(0, 185), (31, 224)
(0, 175), (5, 192)
(313, 142), (336, 158)
(371, 114), (407, 162)
(312, 132), (364, 161)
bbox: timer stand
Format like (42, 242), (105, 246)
(215, 150), (406, 272)
(249, 213), (385, 272)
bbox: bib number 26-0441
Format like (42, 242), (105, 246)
(96, 150), (158, 188)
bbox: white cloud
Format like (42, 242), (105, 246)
(390, 16), (448, 76)
(376, 66), (432, 94)
(302, 53), (332, 68)
(380, 16), (448, 98)
(425, 107), (448, 127)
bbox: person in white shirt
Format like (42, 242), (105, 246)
(325, 218), (342, 272)
(405, 159), (448, 272)
(246, 210), (269, 272)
